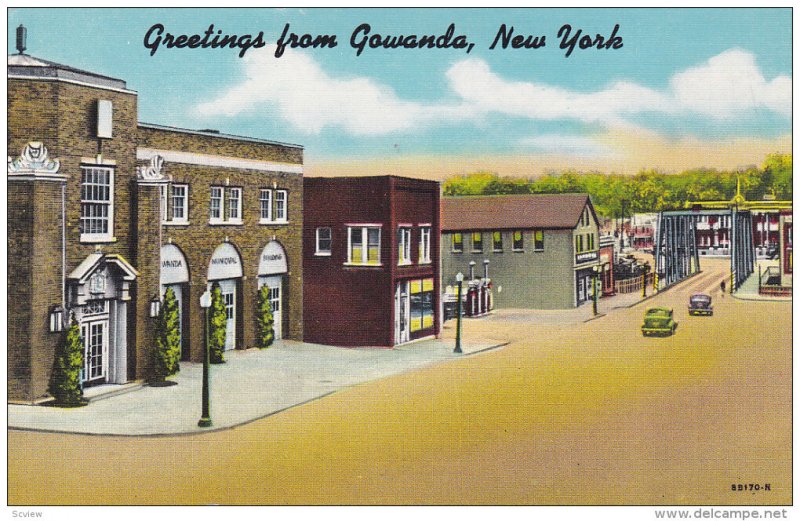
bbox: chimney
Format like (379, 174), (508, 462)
(16, 25), (27, 55)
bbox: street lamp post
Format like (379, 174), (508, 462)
(642, 262), (651, 298)
(198, 290), (212, 428)
(592, 266), (599, 316)
(454, 272), (464, 354)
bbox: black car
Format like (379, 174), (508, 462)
(688, 293), (713, 316)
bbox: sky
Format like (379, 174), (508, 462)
(7, 7), (793, 179)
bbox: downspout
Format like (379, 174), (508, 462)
(62, 181), (66, 312)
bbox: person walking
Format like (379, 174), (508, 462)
(720, 279), (726, 298)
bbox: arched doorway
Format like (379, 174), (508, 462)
(208, 242), (243, 351)
(160, 244), (190, 360)
(257, 240), (288, 340)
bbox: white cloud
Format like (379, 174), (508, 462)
(194, 44), (475, 135)
(518, 134), (617, 158)
(670, 48), (791, 119)
(194, 46), (790, 136)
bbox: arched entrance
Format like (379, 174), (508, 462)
(160, 244), (190, 360)
(257, 240), (288, 340)
(208, 242), (243, 351)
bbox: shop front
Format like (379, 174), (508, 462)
(67, 253), (138, 386)
(395, 277), (435, 344)
(160, 243), (190, 360)
(257, 240), (288, 341)
(207, 242), (243, 351)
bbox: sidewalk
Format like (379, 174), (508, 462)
(7, 336), (506, 437)
(732, 260), (792, 302)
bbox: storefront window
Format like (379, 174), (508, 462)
(410, 278), (435, 332)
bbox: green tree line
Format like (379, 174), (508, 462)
(443, 154), (792, 218)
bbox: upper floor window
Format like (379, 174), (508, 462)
(161, 184), (189, 225)
(80, 166), (114, 242)
(315, 227), (332, 256)
(513, 231), (524, 251)
(472, 232), (483, 253)
(398, 227), (412, 265)
(210, 186), (242, 225)
(587, 233), (595, 250)
(419, 226), (432, 264)
(259, 188), (289, 224)
(575, 234), (585, 253)
(452, 233), (463, 253)
(348, 226), (381, 266)
(493, 231), (503, 252)
(533, 229), (544, 251)
(581, 207), (591, 227)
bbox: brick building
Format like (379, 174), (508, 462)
(441, 194), (601, 309)
(303, 176), (440, 347)
(8, 44), (303, 402)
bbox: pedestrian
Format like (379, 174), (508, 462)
(720, 279), (726, 297)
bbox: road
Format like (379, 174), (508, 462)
(8, 258), (791, 505)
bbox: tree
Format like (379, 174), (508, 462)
(209, 283), (227, 364)
(256, 285), (275, 349)
(152, 287), (181, 383)
(48, 314), (86, 406)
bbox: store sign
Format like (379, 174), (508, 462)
(258, 241), (288, 276)
(160, 244), (189, 285)
(208, 243), (243, 280)
(575, 251), (599, 264)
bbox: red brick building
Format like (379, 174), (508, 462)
(303, 176), (440, 347)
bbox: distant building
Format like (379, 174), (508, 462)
(441, 194), (601, 309)
(303, 176), (440, 347)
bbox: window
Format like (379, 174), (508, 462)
(161, 184), (189, 224)
(260, 189), (272, 221)
(275, 190), (287, 222)
(410, 278), (435, 332)
(226, 188), (241, 221)
(452, 233), (463, 253)
(259, 188), (289, 224)
(472, 232), (483, 253)
(316, 227), (332, 256)
(419, 226), (431, 263)
(513, 231), (524, 251)
(210, 186), (223, 221)
(588, 233), (595, 250)
(493, 231), (503, 252)
(347, 226), (381, 265)
(80, 166), (114, 241)
(210, 186), (242, 224)
(534, 229), (544, 251)
(398, 227), (412, 265)
(575, 234), (584, 253)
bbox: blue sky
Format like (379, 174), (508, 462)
(7, 8), (792, 177)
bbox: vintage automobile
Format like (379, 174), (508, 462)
(641, 307), (677, 336)
(688, 293), (714, 316)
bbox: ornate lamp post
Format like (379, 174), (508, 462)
(198, 290), (212, 428)
(592, 265), (600, 316)
(454, 272), (464, 354)
(642, 261), (651, 298)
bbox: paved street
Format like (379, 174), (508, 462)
(8, 258), (791, 505)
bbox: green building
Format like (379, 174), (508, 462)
(441, 194), (601, 309)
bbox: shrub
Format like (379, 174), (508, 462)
(153, 287), (181, 381)
(256, 285), (275, 349)
(209, 282), (227, 364)
(48, 314), (85, 406)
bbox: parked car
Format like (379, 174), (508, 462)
(641, 307), (677, 336)
(688, 293), (713, 316)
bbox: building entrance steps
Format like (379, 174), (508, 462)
(8, 336), (506, 437)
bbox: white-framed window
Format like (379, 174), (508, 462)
(512, 230), (524, 251)
(210, 186), (223, 221)
(398, 227), (412, 265)
(419, 226), (432, 263)
(210, 186), (242, 224)
(347, 226), (381, 266)
(80, 166), (114, 242)
(259, 188), (289, 224)
(316, 227), (332, 256)
(226, 188), (241, 221)
(259, 189), (272, 222)
(275, 190), (288, 222)
(161, 184), (189, 224)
